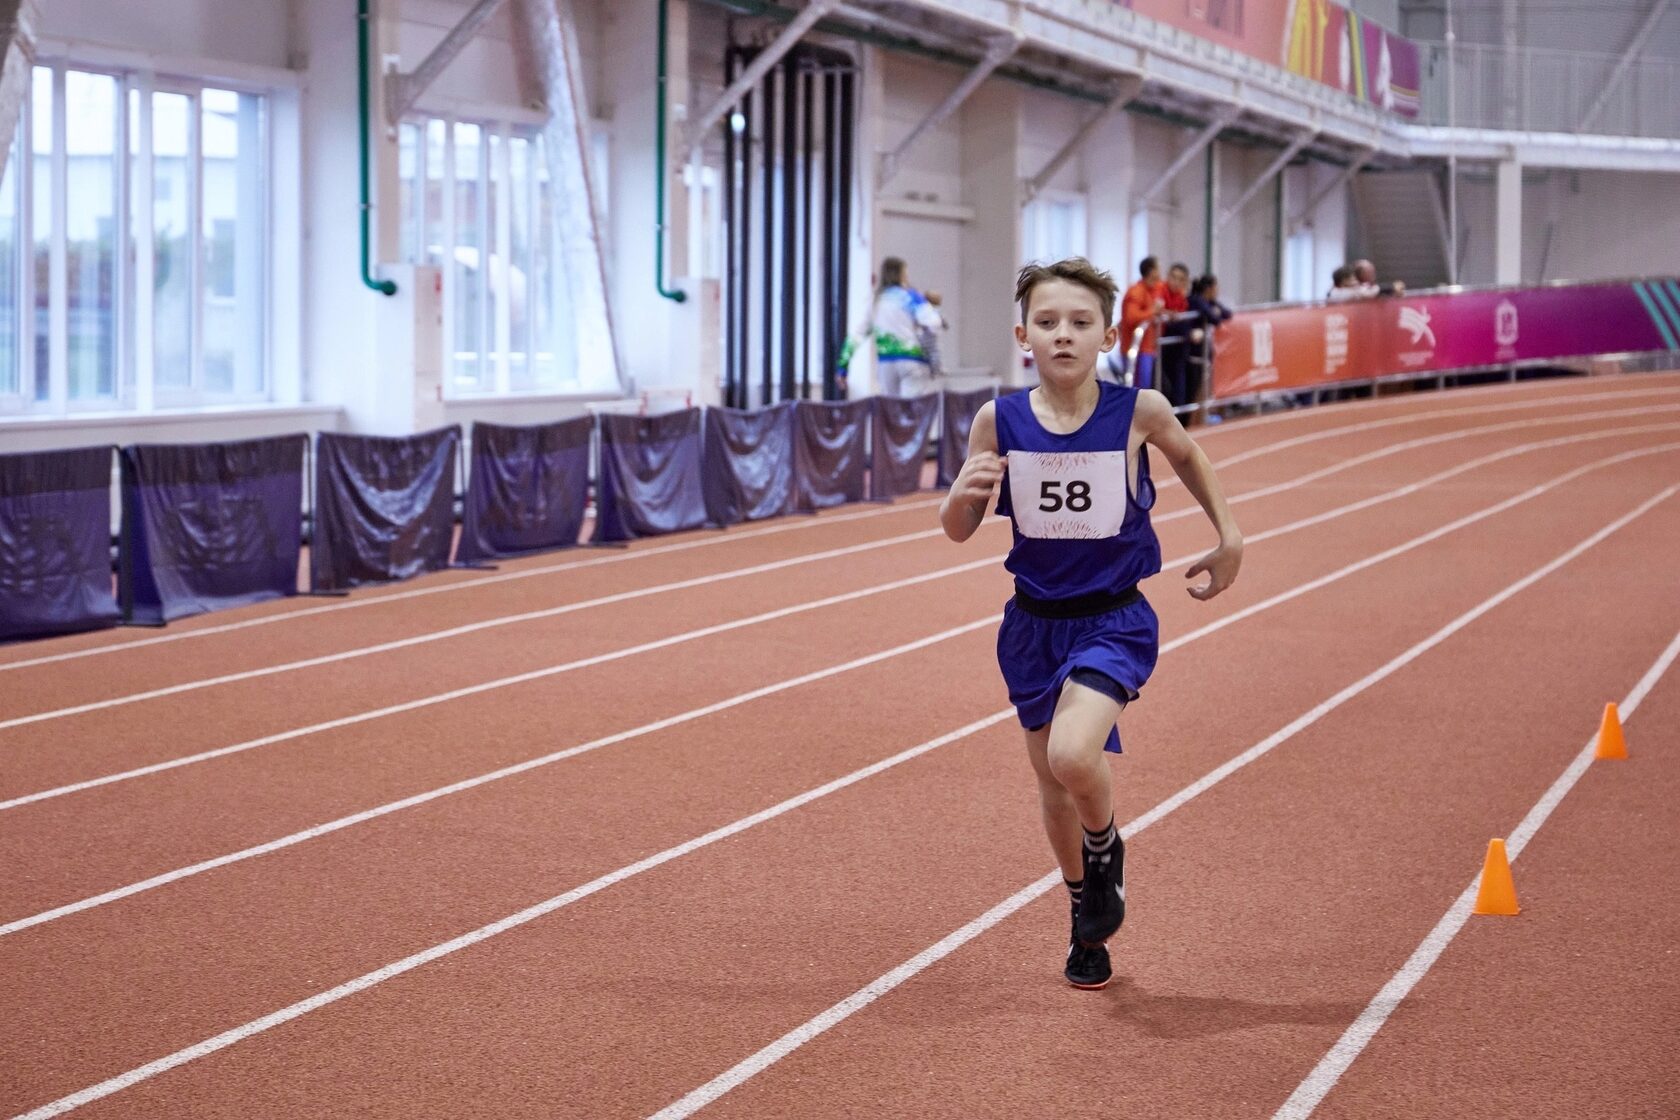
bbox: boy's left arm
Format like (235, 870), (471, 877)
(1134, 390), (1243, 600)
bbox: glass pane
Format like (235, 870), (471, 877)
(452, 120), (483, 391)
(31, 66), (51, 402)
(530, 133), (571, 390)
(507, 135), (532, 390)
(423, 119), (445, 268)
(65, 70), (119, 402)
(398, 121), (418, 264)
(200, 87), (265, 397)
(152, 90), (192, 391)
(0, 131), (19, 400)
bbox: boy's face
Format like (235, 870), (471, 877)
(1015, 278), (1118, 388)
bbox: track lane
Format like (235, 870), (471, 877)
(6, 446), (1674, 1119)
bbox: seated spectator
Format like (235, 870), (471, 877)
(1327, 265), (1364, 302)
(1352, 258), (1405, 297)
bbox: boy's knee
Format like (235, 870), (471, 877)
(1045, 732), (1099, 785)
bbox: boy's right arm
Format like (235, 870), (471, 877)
(939, 401), (1004, 544)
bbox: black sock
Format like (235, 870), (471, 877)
(1083, 819), (1118, 856)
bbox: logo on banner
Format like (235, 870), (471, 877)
(1397, 305), (1437, 367)
(1324, 313), (1349, 377)
(1252, 320), (1274, 368)
(1495, 299), (1520, 358)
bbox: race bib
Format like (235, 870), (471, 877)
(1006, 451), (1129, 539)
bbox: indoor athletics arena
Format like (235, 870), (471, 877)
(1, 0), (1677, 1116)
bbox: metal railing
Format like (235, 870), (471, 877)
(1418, 40), (1680, 139)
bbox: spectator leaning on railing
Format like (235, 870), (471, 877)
(1120, 256), (1169, 390)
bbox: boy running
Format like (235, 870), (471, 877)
(939, 258), (1243, 990)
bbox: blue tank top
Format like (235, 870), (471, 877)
(993, 383), (1161, 600)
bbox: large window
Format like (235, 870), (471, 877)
(0, 62), (270, 415)
(399, 114), (595, 396)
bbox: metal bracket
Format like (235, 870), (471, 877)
(385, 0), (509, 124)
(1132, 103), (1239, 212)
(1215, 129), (1315, 232)
(1287, 146), (1373, 236)
(1021, 73), (1142, 206)
(877, 31), (1022, 191)
(684, 0), (842, 156)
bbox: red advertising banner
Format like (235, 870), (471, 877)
(1117, 0), (1421, 118)
(1210, 281), (1680, 399)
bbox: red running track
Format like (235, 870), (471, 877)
(2, 373), (1677, 1120)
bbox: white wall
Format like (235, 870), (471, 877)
(1281, 160), (1350, 302)
(40, 0), (291, 70)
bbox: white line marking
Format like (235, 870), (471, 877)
(0, 618), (1001, 937)
(4, 707), (1017, 1120)
(0, 557), (999, 813)
(643, 484), (1680, 1120)
(10, 402), (1669, 731)
(1270, 627), (1680, 1120)
(8, 428), (1676, 818)
(5, 380), (1665, 678)
(1207, 383), (1680, 471)
(11, 482), (1679, 1120)
(0, 522), (991, 732)
(1153, 400), (1680, 499)
(0, 498), (947, 673)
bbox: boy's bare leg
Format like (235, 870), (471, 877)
(1045, 681), (1124, 832)
(1024, 725), (1084, 882)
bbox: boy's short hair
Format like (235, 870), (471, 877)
(1015, 257), (1120, 327)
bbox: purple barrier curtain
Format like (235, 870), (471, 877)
(456, 417), (591, 563)
(702, 403), (798, 527)
(937, 388), (995, 486)
(795, 399), (871, 512)
(0, 446), (120, 641)
(870, 393), (938, 501)
(593, 408), (707, 543)
(311, 426), (460, 592)
(119, 435), (306, 625)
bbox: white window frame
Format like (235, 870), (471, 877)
(404, 111), (554, 400)
(0, 55), (278, 418)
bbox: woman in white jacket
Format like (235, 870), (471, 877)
(838, 257), (946, 397)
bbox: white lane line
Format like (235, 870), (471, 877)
(0, 557), (999, 813)
(1153, 400), (1680, 501)
(6, 378), (1664, 678)
(0, 618), (1002, 937)
(0, 497), (947, 673)
(20, 428), (1662, 931)
(1270, 627), (1680, 1120)
(10, 401), (1669, 732)
(12, 482), (1676, 1120)
(1207, 383), (1680, 471)
(642, 483), (1680, 1120)
(8, 429), (1676, 816)
(0, 522), (993, 732)
(1185, 373), (1678, 443)
(6, 709), (1017, 1120)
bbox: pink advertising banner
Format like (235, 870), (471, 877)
(1210, 281), (1680, 399)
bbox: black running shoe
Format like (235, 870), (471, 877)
(1065, 934), (1112, 989)
(1074, 832), (1125, 946)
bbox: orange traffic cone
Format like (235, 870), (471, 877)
(1473, 838), (1521, 916)
(1594, 702), (1627, 760)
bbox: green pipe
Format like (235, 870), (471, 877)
(656, 0), (688, 302)
(358, 0), (397, 297)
